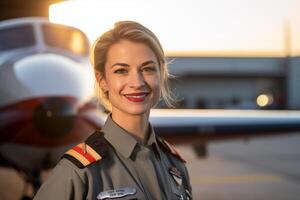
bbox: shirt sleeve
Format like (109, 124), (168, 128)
(33, 160), (86, 200)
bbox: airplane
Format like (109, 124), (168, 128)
(1, 17), (300, 199)
(0, 17), (99, 198)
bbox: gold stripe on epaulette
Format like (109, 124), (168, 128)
(85, 144), (102, 160)
(81, 143), (87, 154)
(65, 149), (90, 166)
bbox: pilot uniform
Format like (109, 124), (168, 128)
(34, 115), (192, 200)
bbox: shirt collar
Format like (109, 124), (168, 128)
(103, 115), (159, 158)
(147, 125), (162, 160)
(147, 125), (159, 147)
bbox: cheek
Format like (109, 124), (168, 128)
(149, 77), (161, 97)
(106, 78), (126, 98)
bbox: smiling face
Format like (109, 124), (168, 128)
(97, 39), (161, 117)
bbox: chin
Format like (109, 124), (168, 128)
(111, 99), (158, 116)
(126, 106), (151, 116)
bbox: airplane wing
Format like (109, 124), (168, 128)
(150, 109), (300, 144)
(80, 108), (300, 145)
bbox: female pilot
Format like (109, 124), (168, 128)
(34, 21), (192, 200)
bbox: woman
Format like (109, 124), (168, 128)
(34, 21), (192, 200)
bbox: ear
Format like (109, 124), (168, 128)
(95, 71), (108, 92)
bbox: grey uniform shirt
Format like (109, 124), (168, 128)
(34, 115), (192, 200)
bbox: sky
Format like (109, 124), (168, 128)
(49, 0), (300, 57)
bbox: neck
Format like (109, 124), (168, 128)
(111, 110), (150, 144)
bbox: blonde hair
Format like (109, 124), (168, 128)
(90, 21), (174, 111)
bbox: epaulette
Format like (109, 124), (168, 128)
(61, 131), (108, 168)
(157, 137), (186, 163)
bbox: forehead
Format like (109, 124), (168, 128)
(106, 39), (158, 64)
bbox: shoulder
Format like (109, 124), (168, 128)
(34, 159), (88, 199)
(61, 131), (109, 169)
(156, 137), (186, 163)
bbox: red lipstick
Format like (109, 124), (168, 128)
(124, 92), (148, 102)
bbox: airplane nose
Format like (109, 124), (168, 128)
(0, 53), (94, 108)
(33, 97), (76, 139)
(0, 54), (97, 147)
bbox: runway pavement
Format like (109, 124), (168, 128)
(1, 133), (300, 200)
(179, 133), (300, 200)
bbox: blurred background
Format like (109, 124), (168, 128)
(0, 0), (300, 199)
(47, 0), (300, 110)
(2, 0), (299, 110)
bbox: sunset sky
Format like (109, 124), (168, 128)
(49, 0), (300, 57)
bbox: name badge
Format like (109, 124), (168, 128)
(97, 187), (137, 200)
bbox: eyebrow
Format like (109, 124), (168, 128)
(111, 63), (129, 68)
(111, 60), (157, 68)
(140, 60), (157, 67)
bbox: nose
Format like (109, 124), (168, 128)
(128, 71), (146, 89)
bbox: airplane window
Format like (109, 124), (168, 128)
(42, 24), (89, 56)
(0, 25), (35, 52)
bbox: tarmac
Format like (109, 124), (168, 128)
(1, 133), (300, 200)
(180, 133), (300, 200)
